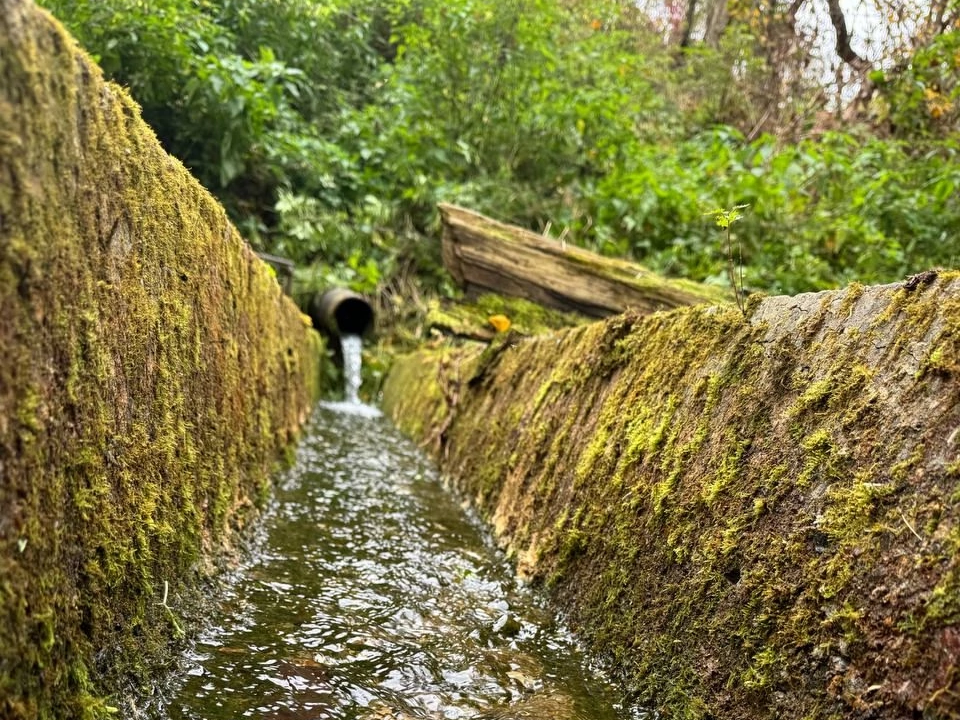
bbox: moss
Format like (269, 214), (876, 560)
(472, 293), (585, 334)
(795, 428), (840, 486)
(424, 293), (586, 341)
(383, 277), (960, 720)
(702, 433), (749, 504)
(0, 4), (323, 718)
(822, 469), (890, 534)
(869, 287), (909, 328)
(836, 282), (865, 317)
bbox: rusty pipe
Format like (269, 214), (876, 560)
(308, 288), (374, 338)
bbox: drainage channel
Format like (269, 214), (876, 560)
(153, 402), (641, 720)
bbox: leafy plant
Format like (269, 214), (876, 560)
(38, 0), (960, 316)
(707, 205), (749, 316)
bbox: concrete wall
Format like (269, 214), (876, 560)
(0, 1), (322, 716)
(383, 276), (960, 720)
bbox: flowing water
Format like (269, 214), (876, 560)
(155, 402), (640, 720)
(340, 335), (363, 406)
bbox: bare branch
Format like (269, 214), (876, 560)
(826, 0), (872, 73)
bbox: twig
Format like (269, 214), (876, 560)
(423, 357), (461, 458)
(900, 510), (924, 544)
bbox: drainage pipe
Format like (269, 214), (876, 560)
(308, 288), (375, 338)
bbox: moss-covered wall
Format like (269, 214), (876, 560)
(383, 274), (960, 719)
(0, 1), (322, 716)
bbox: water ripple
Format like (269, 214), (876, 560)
(155, 405), (643, 720)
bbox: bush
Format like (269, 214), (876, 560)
(39, 0), (960, 305)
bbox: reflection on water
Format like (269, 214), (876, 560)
(156, 405), (639, 720)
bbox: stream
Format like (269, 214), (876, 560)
(154, 346), (639, 719)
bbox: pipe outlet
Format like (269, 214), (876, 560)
(309, 288), (375, 337)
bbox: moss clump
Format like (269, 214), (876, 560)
(425, 293), (587, 341)
(0, 2), (322, 717)
(384, 274), (960, 720)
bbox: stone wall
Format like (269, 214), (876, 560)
(383, 276), (960, 719)
(0, 1), (322, 716)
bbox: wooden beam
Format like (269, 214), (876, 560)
(439, 203), (729, 318)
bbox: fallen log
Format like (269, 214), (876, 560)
(439, 203), (729, 317)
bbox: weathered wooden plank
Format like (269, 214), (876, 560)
(439, 203), (729, 317)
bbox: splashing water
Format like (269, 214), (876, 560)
(321, 334), (381, 418)
(341, 334), (363, 405)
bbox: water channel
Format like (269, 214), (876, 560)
(155, 341), (638, 720)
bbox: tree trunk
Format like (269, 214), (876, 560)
(680, 0), (699, 47)
(703, 0), (729, 47)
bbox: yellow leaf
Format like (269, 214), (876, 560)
(488, 314), (511, 333)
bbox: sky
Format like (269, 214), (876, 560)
(639, 0), (928, 95)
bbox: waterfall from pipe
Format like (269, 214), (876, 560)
(341, 334), (363, 405)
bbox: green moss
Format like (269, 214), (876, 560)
(788, 364), (874, 422)
(836, 282), (865, 317)
(870, 287), (909, 328)
(383, 275), (960, 720)
(425, 293), (586, 340)
(741, 646), (781, 690)
(916, 295), (960, 377)
(923, 567), (960, 627)
(820, 469), (894, 542)
(702, 433), (749, 504)
(0, 4), (323, 717)
(474, 293), (587, 332)
(796, 428), (841, 486)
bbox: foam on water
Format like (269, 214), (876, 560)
(319, 399), (383, 418)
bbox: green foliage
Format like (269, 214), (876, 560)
(39, 0), (308, 221)
(572, 128), (960, 294)
(213, 0), (388, 122)
(39, 0), (960, 305)
(872, 29), (960, 139)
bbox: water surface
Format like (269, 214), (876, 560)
(158, 403), (637, 720)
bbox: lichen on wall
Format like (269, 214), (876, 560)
(383, 274), (960, 720)
(0, 1), (322, 717)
